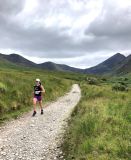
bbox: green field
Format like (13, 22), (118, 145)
(0, 67), (83, 124)
(0, 65), (131, 160)
(62, 76), (131, 160)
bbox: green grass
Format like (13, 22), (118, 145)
(0, 67), (79, 124)
(0, 63), (131, 159)
(62, 78), (131, 160)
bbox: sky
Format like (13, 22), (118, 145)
(0, 0), (131, 68)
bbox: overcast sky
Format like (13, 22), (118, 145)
(0, 0), (131, 68)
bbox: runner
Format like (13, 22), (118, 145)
(32, 78), (45, 116)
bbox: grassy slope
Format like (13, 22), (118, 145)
(62, 77), (131, 160)
(0, 61), (131, 159)
(0, 67), (79, 124)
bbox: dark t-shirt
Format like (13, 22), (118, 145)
(34, 85), (42, 96)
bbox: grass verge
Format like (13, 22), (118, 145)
(62, 81), (131, 160)
(0, 68), (74, 124)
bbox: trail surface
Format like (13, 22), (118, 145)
(0, 84), (81, 160)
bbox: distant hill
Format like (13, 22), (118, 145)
(0, 53), (83, 73)
(84, 53), (126, 74)
(38, 62), (83, 73)
(0, 53), (36, 67)
(0, 53), (130, 75)
(0, 57), (19, 69)
(116, 55), (131, 74)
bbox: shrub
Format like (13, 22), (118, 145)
(101, 78), (107, 81)
(10, 101), (22, 111)
(119, 81), (127, 86)
(0, 82), (7, 93)
(87, 77), (99, 85)
(11, 101), (18, 110)
(112, 83), (128, 92)
(11, 89), (22, 98)
(0, 100), (7, 113)
(124, 78), (128, 81)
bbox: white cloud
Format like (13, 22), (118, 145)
(0, 0), (131, 68)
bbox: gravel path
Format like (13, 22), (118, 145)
(0, 84), (81, 160)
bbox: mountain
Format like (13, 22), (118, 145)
(38, 62), (84, 73)
(0, 53), (36, 67)
(0, 53), (83, 73)
(84, 53), (126, 74)
(0, 53), (130, 75)
(116, 54), (131, 74)
(0, 56), (20, 69)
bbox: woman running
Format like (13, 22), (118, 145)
(32, 78), (45, 116)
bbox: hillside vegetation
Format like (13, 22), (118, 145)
(62, 75), (131, 160)
(0, 67), (80, 124)
(0, 59), (130, 159)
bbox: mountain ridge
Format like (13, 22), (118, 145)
(0, 53), (84, 73)
(84, 53), (127, 74)
(0, 53), (130, 75)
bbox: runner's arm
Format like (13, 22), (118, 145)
(40, 85), (45, 94)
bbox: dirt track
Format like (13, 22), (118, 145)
(0, 84), (81, 160)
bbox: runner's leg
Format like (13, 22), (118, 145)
(39, 100), (43, 110)
(33, 97), (37, 111)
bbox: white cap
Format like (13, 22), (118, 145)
(36, 78), (40, 82)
